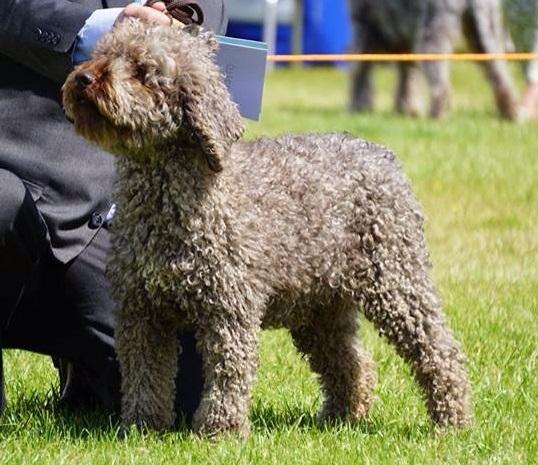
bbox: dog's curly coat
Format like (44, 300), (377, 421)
(63, 19), (471, 437)
(348, 0), (519, 119)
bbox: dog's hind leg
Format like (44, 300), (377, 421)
(415, 6), (460, 118)
(359, 266), (471, 427)
(291, 302), (376, 423)
(395, 63), (422, 117)
(116, 307), (179, 431)
(462, 0), (519, 120)
(192, 312), (261, 437)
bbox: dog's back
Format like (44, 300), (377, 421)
(225, 133), (426, 328)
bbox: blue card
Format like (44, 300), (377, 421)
(215, 35), (268, 121)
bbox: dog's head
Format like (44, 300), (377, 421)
(62, 19), (244, 171)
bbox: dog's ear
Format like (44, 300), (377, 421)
(180, 39), (244, 172)
(183, 24), (202, 37)
(183, 28), (219, 53)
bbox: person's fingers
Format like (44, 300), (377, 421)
(116, 4), (170, 26)
(149, 2), (167, 13)
(120, 3), (143, 19)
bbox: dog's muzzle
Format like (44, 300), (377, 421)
(75, 70), (96, 89)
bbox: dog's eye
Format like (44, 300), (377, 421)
(135, 63), (147, 82)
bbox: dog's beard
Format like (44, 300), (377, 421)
(72, 100), (105, 139)
(70, 102), (125, 154)
(63, 83), (130, 156)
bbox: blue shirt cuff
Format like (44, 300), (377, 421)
(72, 8), (123, 64)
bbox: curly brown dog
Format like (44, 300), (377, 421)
(62, 19), (471, 437)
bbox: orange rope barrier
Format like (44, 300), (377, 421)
(267, 52), (538, 63)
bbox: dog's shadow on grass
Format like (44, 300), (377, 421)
(1, 395), (433, 441)
(249, 403), (436, 440)
(250, 402), (387, 436)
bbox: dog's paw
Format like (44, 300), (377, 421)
(316, 401), (372, 426)
(121, 409), (176, 433)
(116, 424), (132, 440)
(192, 410), (250, 439)
(431, 407), (473, 430)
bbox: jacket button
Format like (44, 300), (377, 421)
(89, 212), (103, 229)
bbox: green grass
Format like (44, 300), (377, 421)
(2, 63), (537, 464)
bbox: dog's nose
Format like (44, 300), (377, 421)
(75, 70), (96, 88)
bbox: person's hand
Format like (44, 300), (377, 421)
(115, 2), (170, 27)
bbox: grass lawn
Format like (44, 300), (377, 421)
(2, 63), (537, 464)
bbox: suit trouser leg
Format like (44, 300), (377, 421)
(0, 168), (120, 412)
(0, 169), (49, 412)
(4, 228), (122, 412)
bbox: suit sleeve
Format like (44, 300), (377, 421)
(0, 0), (102, 82)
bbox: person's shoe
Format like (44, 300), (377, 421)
(53, 358), (100, 410)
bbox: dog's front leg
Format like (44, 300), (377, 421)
(192, 314), (260, 438)
(116, 306), (179, 431)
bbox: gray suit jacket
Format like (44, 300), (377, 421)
(0, 0), (227, 263)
